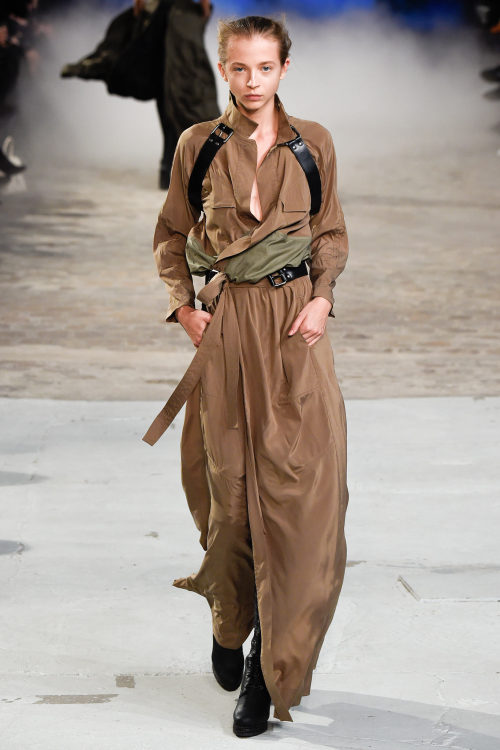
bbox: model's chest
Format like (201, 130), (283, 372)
(202, 138), (310, 218)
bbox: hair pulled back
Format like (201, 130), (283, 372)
(218, 16), (292, 66)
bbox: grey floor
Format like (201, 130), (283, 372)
(1, 397), (499, 749)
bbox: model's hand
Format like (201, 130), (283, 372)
(200, 0), (211, 18)
(176, 305), (212, 348)
(25, 48), (41, 74)
(133, 0), (145, 17)
(288, 297), (332, 346)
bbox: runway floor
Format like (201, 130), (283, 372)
(1, 396), (499, 749)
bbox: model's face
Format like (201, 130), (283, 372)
(218, 34), (289, 115)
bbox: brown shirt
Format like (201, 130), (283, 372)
(153, 94), (348, 321)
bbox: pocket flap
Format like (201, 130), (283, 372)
(281, 197), (307, 213)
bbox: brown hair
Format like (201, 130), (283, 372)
(218, 16), (292, 66)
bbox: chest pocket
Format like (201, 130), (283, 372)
(282, 196), (308, 213)
(202, 165), (236, 210)
(280, 192), (310, 225)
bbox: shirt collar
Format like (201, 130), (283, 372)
(223, 92), (296, 144)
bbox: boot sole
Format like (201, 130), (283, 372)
(233, 720), (268, 738)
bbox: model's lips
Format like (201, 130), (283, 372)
(245, 94), (262, 99)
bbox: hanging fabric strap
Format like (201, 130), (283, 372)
(142, 273), (230, 446)
(187, 122), (322, 216)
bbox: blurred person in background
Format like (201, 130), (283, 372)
(1, 0), (54, 183)
(0, 1), (35, 180)
(61, 0), (219, 189)
(473, 0), (500, 86)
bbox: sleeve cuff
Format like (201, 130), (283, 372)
(165, 298), (195, 323)
(312, 289), (335, 318)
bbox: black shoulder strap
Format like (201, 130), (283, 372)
(283, 125), (322, 216)
(187, 121), (322, 216)
(187, 123), (234, 214)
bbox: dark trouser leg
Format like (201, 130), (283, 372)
(156, 95), (177, 190)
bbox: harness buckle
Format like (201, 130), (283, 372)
(212, 123), (234, 144)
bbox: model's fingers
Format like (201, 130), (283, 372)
(302, 327), (324, 345)
(288, 311), (305, 336)
(310, 329), (326, 346)
(299, 321), (319, 338)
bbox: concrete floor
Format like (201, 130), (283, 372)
(1, 396), (499, 749)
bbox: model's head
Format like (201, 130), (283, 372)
(217, 16), (291, 114)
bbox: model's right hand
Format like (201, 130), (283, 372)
(175, 306), (212, 348)
(200, 0), (211, 18)
(133, 0), (145, 17)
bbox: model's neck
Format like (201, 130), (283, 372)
(237, 96), (278, 135)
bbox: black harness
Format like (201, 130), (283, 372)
(187, 122), (322, 216)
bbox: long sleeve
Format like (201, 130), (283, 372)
(308, 132), (348, 317)
(153, 131), (200, 322)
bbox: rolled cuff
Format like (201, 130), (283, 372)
(312, 287), (335, 318)
(165, 295), (196, 323)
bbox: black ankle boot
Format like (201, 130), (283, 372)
(212, 635), (244, 691)
(233, 602), (271, 737)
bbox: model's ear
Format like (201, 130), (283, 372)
(279, 57), (290, 81)
(218, 62), (228, 82)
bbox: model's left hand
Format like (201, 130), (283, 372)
(288, 297), (332, 346)
(200, 0), (211, 18)
(133, 0), (145, 17)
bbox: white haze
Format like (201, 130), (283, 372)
(17, 6), (500, 172)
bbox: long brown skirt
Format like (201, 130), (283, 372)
(173, 275), (349, 722)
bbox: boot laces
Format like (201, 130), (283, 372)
(241, 654), (267, 692)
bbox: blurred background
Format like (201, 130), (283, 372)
(1, 0), (499, 399)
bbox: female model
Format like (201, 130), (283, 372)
(144, 15), (349, 738)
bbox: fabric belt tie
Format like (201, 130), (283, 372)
(143, 273), (229, 446)
(142, 263), (308, 446)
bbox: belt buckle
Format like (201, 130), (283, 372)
(268, 269), (288, 287)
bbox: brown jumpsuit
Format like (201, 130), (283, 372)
(144, 95), (349, 722)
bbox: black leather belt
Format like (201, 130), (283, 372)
(267, 260), (308, 287)
(204, 260), (308, 288)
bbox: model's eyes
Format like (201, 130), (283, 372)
(231, 65), (273, 73)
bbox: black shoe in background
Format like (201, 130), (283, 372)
(481, 64), (500, 83)
(159, 166), (170, 190)
(0, 137), (26, 175)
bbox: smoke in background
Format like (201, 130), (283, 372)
(15, 4), (500, 175)
(93, 0), (467, 29)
